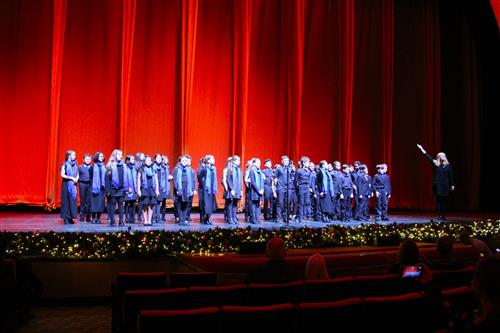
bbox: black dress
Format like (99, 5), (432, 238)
(60, 162), (78, 221)
(425, 153), (454, 197)
(89, 164), (106, 213)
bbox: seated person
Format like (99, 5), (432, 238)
(304, 253), (330, 280)
(245, 237), (299, 284)
(460, 231), (493, 257)
(429, 235), (465, 270)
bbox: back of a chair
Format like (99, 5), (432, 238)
(363, 292), (434, 332)
(3, 259), (16, 280)
(123, 288), (190, 333)
(442, 286), (480, 315)
(138, 307), (220, 333)
(247, 280), (304, 305)
(303, 277), (358, 302)
(189, 284), (248, 307)
(433, 266), (475, 290)
(298, 298), (365, 331)
(220, 303), (296, 333)
(169, 271), (217, 288)
(112, 272), (166, 332)
(356, 274), (411, 297)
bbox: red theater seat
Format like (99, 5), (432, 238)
(138, 307), (220, 333)
(246, 280), (304, 305)
(169, 271), (217, 288)
(433, 266), (475, 289)
(220, 303), (296, 333)
(356, 273), (422, 297)
(441, 286), (480, 315)
(189, 284), (248, 307)
(112, 272), (167, 332)
(303, 276), (358, 302)
(123, 288), (190, 333)
(298, 298), (365, 331)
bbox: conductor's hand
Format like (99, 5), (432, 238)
(451, 186), (455, 191)
(417, 144), (426, 154)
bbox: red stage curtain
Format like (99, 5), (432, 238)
(0, 0), (494, 211)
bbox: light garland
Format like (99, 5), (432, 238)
(2, 219), (499, 260)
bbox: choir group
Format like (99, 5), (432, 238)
(60, 150), (392, 226)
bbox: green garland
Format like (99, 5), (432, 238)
(2, 220), (499, 260)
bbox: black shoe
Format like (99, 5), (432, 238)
(440, 216), (447, 221)
(382, 217), (390, 221)
(119, 221), (124, 226)
(80, 216), (85, 222)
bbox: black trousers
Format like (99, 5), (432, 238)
(79, 182), (91, 218)
(108, 196), (125, 224)
(436, 195), (447, 217)
(263, 186), (273, 219)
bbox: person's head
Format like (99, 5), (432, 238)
(349, 165), (354, 172)
(180, 155), (189, 167)
(360, 164), (368, 174)
(232, 155), (241, 167)
(252, 158), (261, 169)
(327, 163), (333, 171)
(144, 155), (153, 167)
(305, 253), (330, 280)
(125, 155), (135, 165)
(93, 152), (105, 163)
(264, 159), (272, 169)
(436, 235), (454, 258)
(162, 155), (169, 166)
(65, 150), (76, 162)
(342, 164), (350, 174)
(376, 164), (384, 174)
(225, 157), (233, 169)
(472, 256), (500, 309)
(154, 154), (162, 164)
(319, 160), (328, 169)
(398, 239), (420, 265)
(435, 152), (449, 167)
(266, 237), (286, 261)
(281, 155), (290, 166)
(205, 154), (215, 166)
(186, 155), (192, 166)
(309, 162), (315, 171)
(333, 161), (341, 170)
(83, 153), (92, 164)
(110, 149), (123, 162)
(136, 152), (145, 161)
(300, 156), (310, 169)
(354, 161), (361, 170)
(459, 231), (472, 245)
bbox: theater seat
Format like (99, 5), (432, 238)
(442, 286), (480, 315)
(220, 303), (296, 333)
(112, 272), (167, 332)
(298, 298), (365, 331)
(138, 307), (220, 333)
(433, 266), (475, 289)
(123, 288), (190, 333)
(169, 271), (217, 288)
(303, 276), (358, 302)
(189, 284), (248, 307)
(246, 280), (304, 305)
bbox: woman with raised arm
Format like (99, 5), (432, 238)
(417, 144), (455, 221)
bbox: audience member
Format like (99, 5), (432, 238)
(245, 237), (299, 284)
(304, 253), (330, 280)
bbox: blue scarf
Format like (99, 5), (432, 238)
(126, 163), (137, 198)
(141, 165), (157, 191)
(92, 162), (105, 194)
(232, 166), (242, 194)
(253, 168), (262, 191)
(111, 160), (125, 189)
(65, 160), (77, 200)
(205, 165), (218, 195)
(176, 165), (193, 196)
(154, 162), (168, 193)
(321, 168), (334, 195)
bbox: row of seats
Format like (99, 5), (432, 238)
(136, 287), (478, 333)
(113, 268), (475, 333)
(183, 245), (480, 275)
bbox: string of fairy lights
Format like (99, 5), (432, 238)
(2, 220), (499, 259)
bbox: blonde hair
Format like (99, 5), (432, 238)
(305, 253), (330, 280)
(434, 152), (449, 167)
(107, 149), (122, 169)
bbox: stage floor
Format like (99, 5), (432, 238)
(0, 211), (491, 233)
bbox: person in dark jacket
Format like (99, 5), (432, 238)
(373, 164), (391, 221)
(248, 158), (264, 224)
(78, 153), (92, 222)
(417, 144), (455, 221)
